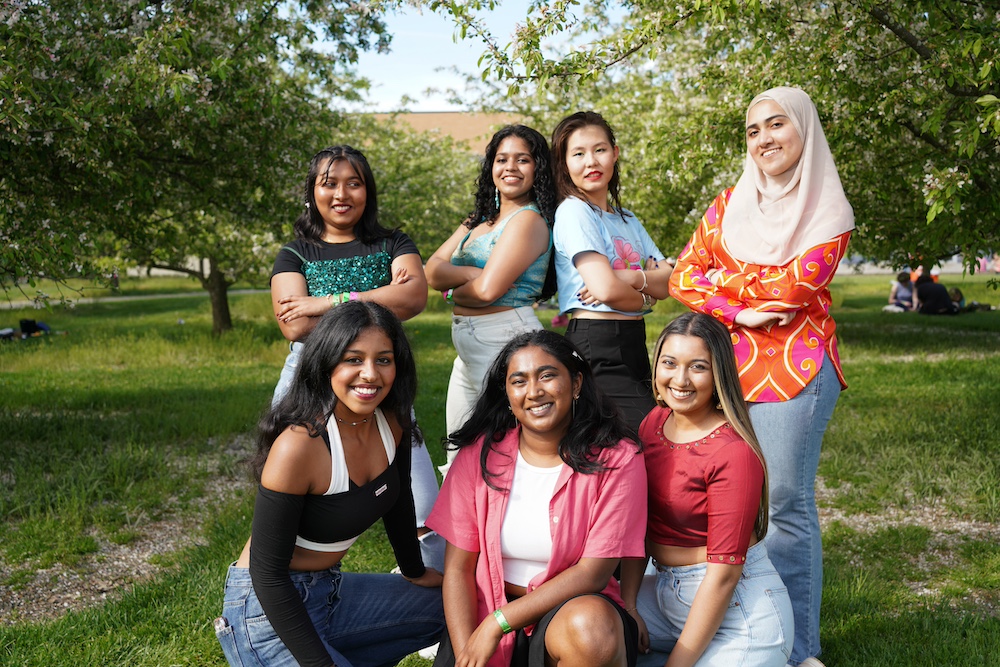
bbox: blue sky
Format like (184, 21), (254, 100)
(344, 1), (534, 113)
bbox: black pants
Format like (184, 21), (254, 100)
(432, 593), (639, 667)
(565, 318), (655, 431)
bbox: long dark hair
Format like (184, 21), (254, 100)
(250, 301), (416, 481)
(446, 329), (638, 490)
(466, 125), (557, 229)
(652, 312), (769, 540)
(466, 125), (557, 301)
(293, 145), (394, 245)
(550, 111), (625, 218)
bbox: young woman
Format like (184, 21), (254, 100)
(426, 125), (557, 475)
(669, 87), (854, 667)
(269, 145), (442, 568)
(550, 111), (674, 430)
(216, 301), (444, 667)
(426, 330), (646, 667)
(888, 271), (916, 311)
(620, 313), (792, 667)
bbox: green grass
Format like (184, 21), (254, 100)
(0, 273), (998, 665)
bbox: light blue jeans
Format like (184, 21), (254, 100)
(635, 542), (793, 667)
(217, 565), (444, 667)
(271, 342), (444, 571)
(750, 354), (840, 666)
(441, 307), (542, 474)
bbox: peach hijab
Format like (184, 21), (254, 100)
(722, 86), (854, 266)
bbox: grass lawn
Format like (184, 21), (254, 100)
(0, 273), (997, 665)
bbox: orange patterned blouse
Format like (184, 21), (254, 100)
(668, 188), (850, 402)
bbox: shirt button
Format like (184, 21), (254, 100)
(552, 516), (560, 523)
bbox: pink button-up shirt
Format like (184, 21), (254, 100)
(427, 427), (647, 667)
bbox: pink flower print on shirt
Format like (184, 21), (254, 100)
(611, 237), (642, 270)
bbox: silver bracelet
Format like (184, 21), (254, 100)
(641, 292), (653, 310)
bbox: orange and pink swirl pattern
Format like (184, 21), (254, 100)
(669, 188), (850, 403)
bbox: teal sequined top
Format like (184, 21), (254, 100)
(271, 231), (420, 296)
(451, 204), (551, 308)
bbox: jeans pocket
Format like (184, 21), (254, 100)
(215, 617), (245, 667)
(765, 587), (793, 659)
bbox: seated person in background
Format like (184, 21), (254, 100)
(888, 272), (916, 311)
(915, 273), (959, 315)
(948, 287), (965, 311)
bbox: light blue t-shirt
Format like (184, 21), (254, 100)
(553, 196), (665, 316)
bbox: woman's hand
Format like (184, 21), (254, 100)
(275, 295), (330, 323)
(629, 608), (650, 654)
(391, 266), (412, 285)
(455, 614), (505, 667)
(734, 308), (796, 329)
(576, 285), (602, 306)
(403, 567), (443, 588)
(703, 268), (723, 286)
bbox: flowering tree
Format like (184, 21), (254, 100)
(1, 0), (388, 331)
(422, 0), (1000, 271)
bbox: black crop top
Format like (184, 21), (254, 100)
(248, 426), (424, 667)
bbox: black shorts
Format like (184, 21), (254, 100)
(433, 593), (638, 667)
(565, 318), (654, 431)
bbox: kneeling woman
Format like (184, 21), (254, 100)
(216, 301), (444, 667)
(427, 330), (646, 667)
(620, 313), (792, 667)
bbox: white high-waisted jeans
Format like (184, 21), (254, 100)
(441, 306), (542, 475)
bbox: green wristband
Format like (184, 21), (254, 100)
(493, 609), (513, 634)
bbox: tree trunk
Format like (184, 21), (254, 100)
(203, 258), (233, 335)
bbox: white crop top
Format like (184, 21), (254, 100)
(294, 409), (396, 552)
(500, 450), (563, 586)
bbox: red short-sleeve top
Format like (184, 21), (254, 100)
(639, 406), (764, 565)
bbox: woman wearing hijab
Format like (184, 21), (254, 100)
(668, 87), (853, 667)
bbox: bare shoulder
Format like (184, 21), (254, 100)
(260, 424), (328, 494)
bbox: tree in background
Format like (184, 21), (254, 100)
(422, 0), (1000, 271)
(1, 0), (387, 332)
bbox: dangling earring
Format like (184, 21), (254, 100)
(572, 394), (580, 419)
(494, 187), (500, 209)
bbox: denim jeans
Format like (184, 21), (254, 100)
(750, 354), (840, 665)
(217, 565), (444, 667)
(270, 341), (442, 570)
(635, 542), (793, 667)
(442, 307), (542, 473)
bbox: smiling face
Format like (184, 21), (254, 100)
(654, 334), (718, 423)
(745, 99), (804, 178)
(313, 158), (366, 241)
(564, 124), (619, 209)
(492, 136), (537, 206)
(330, 326), (396, 420)
(505, 345), (582, 442)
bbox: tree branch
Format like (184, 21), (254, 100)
(867, 4), (981, 97)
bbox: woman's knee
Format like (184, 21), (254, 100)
(545, 596), (626, 666)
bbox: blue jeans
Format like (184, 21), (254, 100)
(271, 342), (442, 570)
(217, 565), (444, 667)
(635, 542), (793, 667)
(750, 354), (840, 665)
